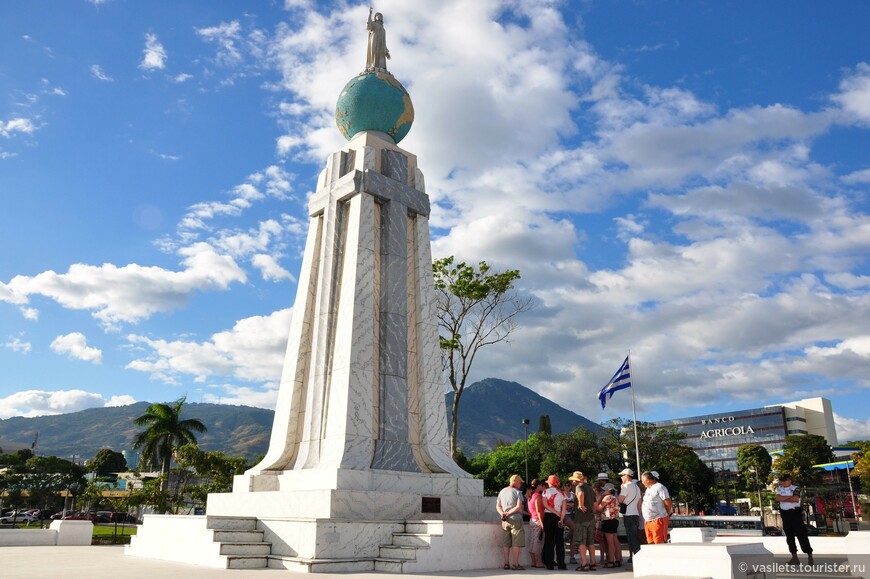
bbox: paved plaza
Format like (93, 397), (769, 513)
(2, 545), (636, 579)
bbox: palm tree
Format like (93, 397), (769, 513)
(132, 397), (206, 489)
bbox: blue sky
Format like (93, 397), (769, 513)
(2, 0), (869, 443)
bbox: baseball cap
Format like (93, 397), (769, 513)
(602, 483), (616, 492)
(510, 474), (524, 484)
(650, 470), (660, 479)
(547, 474), (561, 487)
(597, 472), (608, 480)
(618, 468), (634, 476)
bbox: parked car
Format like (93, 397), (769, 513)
(26, 508), (55, 520)
(62, 511), (96, 521)
(109, 512), (138, 524)
(0, 512), (39, 526)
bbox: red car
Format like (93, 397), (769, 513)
(62, 512), (97, 521)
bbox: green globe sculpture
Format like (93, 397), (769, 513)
(335, 71), (414, 144)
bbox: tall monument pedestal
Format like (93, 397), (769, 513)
(129, 125), (500, 571)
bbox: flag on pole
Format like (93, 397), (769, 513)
(598, 355), (631, 409)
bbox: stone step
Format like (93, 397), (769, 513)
(226, 555), (268, 569)
(378, 545), (419, 560)
(374, 558), (406, 573)
(206, 516), (258, 531)
(212, 529), (265, 542)
(267, 555), (376, 573)
(390, 532), (433, 547)
(406, 521), (443, 535)
(219, 542), (272, 556)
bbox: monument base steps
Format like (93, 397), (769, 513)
(127, 515), (271, 569)
(128, 516), (515, 573)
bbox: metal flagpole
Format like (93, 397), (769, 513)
(629, 351), (641, 474)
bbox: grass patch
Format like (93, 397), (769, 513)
(92, 524), (138, 538)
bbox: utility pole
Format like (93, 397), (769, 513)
(522, 418), (530, 483)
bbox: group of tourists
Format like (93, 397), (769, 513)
(497, 469), (672, 571)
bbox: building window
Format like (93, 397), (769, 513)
(786, 417), (807, 422)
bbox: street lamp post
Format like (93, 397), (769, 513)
(522, 419), (530, 483)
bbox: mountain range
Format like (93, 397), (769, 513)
(0, 378), (599, 462)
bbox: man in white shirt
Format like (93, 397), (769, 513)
(497, 474), (526, 570)
(775, 473), (814, 566)
(640, 470), (672, 544)
(617, 468), (642, 561)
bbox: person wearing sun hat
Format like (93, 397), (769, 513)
(541, 474), (567, 570)
(596, 483), (622, 568)
(617, 468), (642, 562)
(497, 474), (526, 570)
(641, 470), (672, 544)
(570, 471), (597, 571)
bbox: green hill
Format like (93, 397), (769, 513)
(448, 377), (602, 455)
(0, 379), (599, 461)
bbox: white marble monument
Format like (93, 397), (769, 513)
(128, 13), (498, 572)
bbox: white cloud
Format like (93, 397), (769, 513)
(126, 307), (292, 384)
(0, 117), (36, 138)
(252, 254), (296, 282)
(105, 395), (137, 407)
(834, 413), (870, 443)
(832, 62), (870, 125)
(202, 382), (279, 410)
(174, 73), (193, 83)
(90, 64), (113, 82)
(1, 243), (246, 327)
(50, 332), (103, 363)
(842, 168), (870, 185)
(196, 21), (243, 67)
(140, 33), (167, 71)
(0, 389), (124, 419)
(4, 337), (31, 354)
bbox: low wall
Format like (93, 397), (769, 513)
(0, 528), (57, 546)
(0, 520), (93, 547)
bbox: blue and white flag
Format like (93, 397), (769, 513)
(598, 355), (631, 409)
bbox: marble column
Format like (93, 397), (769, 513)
(243, 131), (468, 489)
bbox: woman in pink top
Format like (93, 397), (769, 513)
(527, 479), (546, 568)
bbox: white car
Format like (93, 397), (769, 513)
(0, 512), (38, 526)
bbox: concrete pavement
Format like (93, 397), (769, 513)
(1, 545), (638, 579)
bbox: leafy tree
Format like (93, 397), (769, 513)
(87, 448), (128, 476)
(659, 445), (714, 513)
(850, 441), (870, 495)
(0, 448), (34, 467)
(737, 444), (772, 485)
(600, 418), (687, 475)
(434, 257), (532, 457)
(537, 427), (617, 480)
(469, 438), (530, 495)
(173, 444), (248, 508)
(774, 434), (834, 489)
(128, 476), (172, 514)
(24, 456), (86, 521)
(539, 415), (552, 435)
(132, 397), (207, 491)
